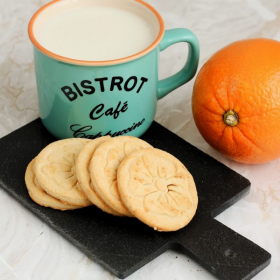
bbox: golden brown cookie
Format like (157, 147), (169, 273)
(25, 159), (81, 210)
(35, 138), (92, 206)
(76, 136), (122, 216)
(117, 148), (198, 231)
(90, 136), (152, 216)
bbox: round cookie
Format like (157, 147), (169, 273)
(117, 148), (198, 231)
(76, 136), (122, 216)
(90, 136), (152, 216)
(35, 138), (92, 206)
(25, 159), (81, 210)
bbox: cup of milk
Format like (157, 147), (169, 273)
(29, 0), (199, 139)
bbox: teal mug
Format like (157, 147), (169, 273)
(29, 0), (199, 139)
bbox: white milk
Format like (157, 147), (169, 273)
(37, 6), (159, 61)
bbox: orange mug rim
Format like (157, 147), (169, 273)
(28, 0), (165, 66)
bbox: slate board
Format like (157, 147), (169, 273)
(0, 119), (271, 280)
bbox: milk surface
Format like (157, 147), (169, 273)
(37, 7), (158, 61)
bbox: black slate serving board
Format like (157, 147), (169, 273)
(0, 119), (271, 280)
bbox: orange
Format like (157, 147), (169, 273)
(192, 38), (280, 164)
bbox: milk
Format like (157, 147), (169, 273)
(37, 6), (159, 61)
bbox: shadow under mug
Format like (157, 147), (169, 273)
(29, 0), (199, 139)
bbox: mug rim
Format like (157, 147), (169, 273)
(28, 0), (165, 66)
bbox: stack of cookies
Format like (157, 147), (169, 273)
(25, 136), (198, 231)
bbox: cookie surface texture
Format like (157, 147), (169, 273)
(35, 138), (91, 206)
(76, 136), (121, 216)
(25, 159), (81, 210)
(90, 136), (152, 216)
(117, 148), (198, 231)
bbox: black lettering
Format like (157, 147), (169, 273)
(110, 76), (123, 91)
(120, 129), (128, 135)
(113, 101), (122, 119)
(105, 108), (114, 117)
(94, 77), (108, 92)
(73, 83), (83, 97)
(124, 76), (137, 91)
(128, 123), (135, 132)
(81, 80), (95, 94)
(89, 104), (104, 120)
(69, 118), (145, 139)
(136, 77), (148, 93)
(104, 102), (121, 119)
(121, 101), (128, 113)
(70, 124), (92, 137)
(70, 125), (105, 139)
(61, 86), (77, 102)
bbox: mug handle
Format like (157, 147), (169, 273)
(156, 28), (200, 100)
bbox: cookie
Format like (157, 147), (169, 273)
(25, 159), (81, 210)
(117, 148), (198, 231)
(76, 136), (122, 216)
(90, 136), (152, 216)
(35, 138), (92, 206)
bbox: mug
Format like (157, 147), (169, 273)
(29, 0), (199, 139)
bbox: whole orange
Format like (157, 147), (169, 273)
(192, 38), (280, 164)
